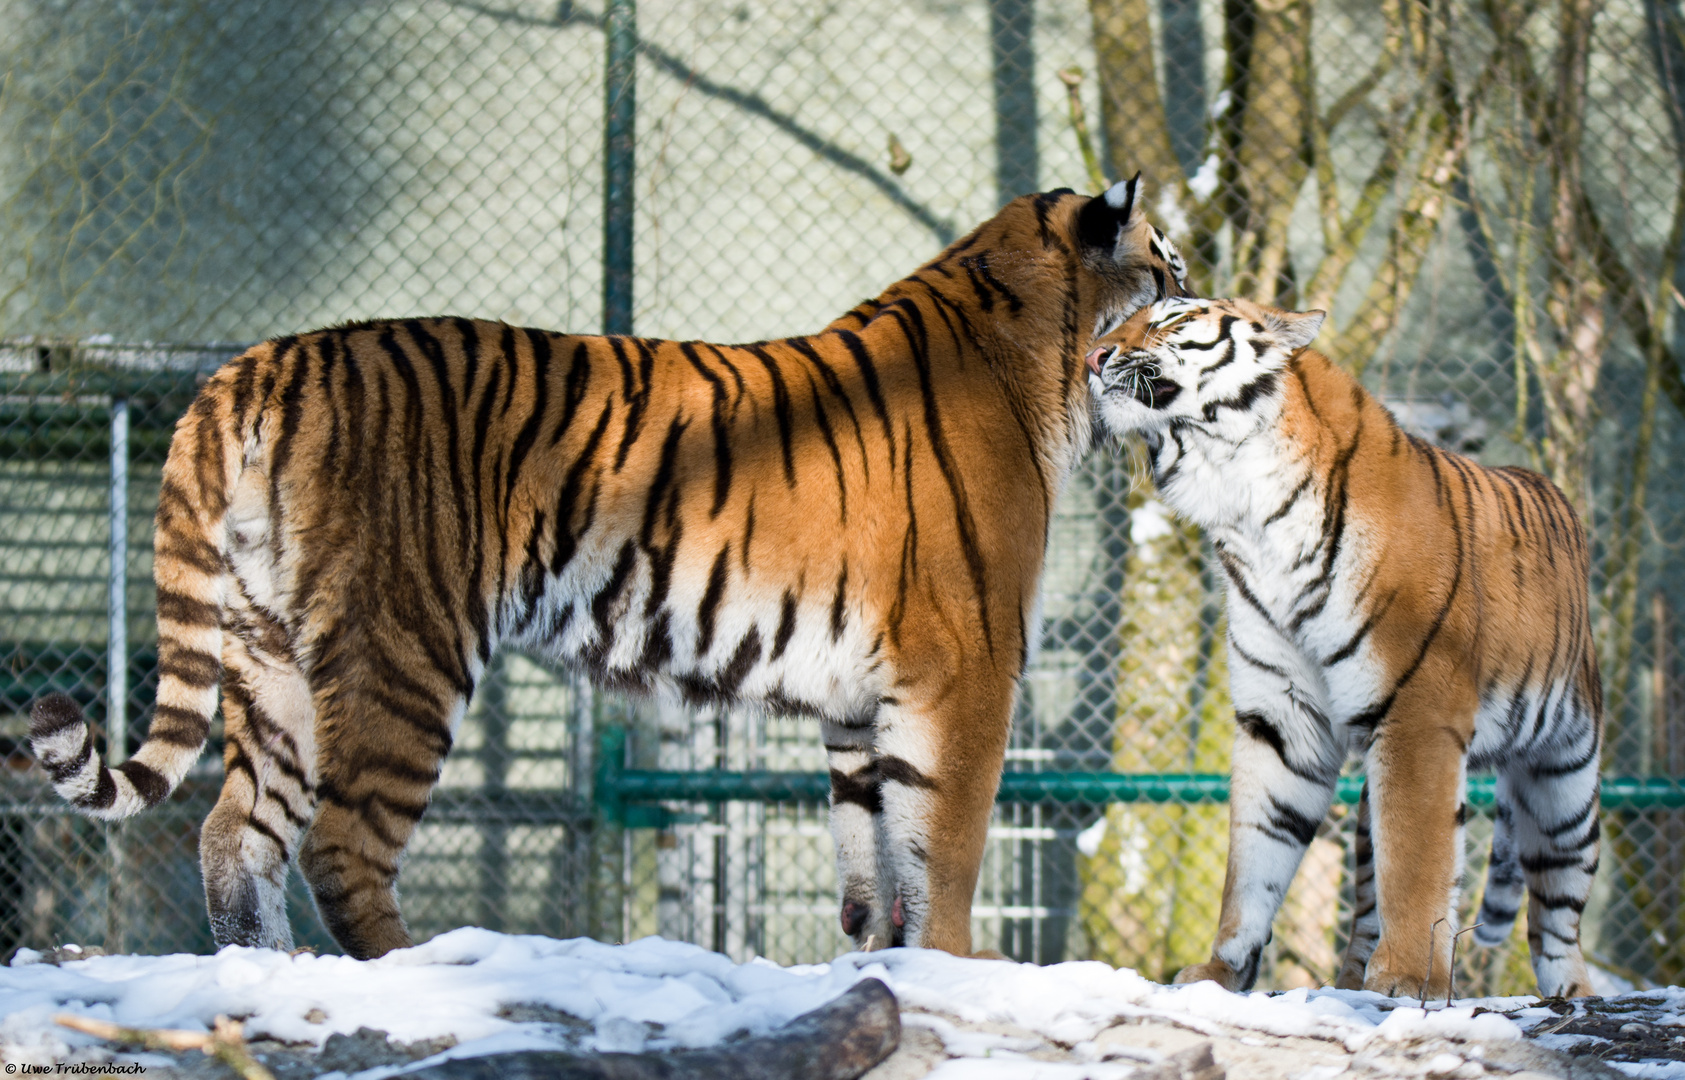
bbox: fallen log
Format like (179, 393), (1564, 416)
(404, 976), (901, 1080)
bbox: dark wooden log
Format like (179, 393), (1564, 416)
(404, 976), (901, 1080)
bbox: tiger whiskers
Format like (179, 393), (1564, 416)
(1109, 359), (1163, 405)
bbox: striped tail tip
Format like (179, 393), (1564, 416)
(29, 693), (166, 819)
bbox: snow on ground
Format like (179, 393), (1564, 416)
(0, 929), (1678, 1079)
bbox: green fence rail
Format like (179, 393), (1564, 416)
(592, 728), (1685, 826)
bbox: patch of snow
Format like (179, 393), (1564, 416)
(1075, 816), (1107, 858)
(1131, 499), (1174, 554)
(1592, 964), (1641, 996)
(1154, 189), (1191, 240)
(1188, 155), (1220, 202)
(0, 930), (1680, 1076)
(1360, 1005), (1522, 1049)
(1611, 1063), (1685, 1079)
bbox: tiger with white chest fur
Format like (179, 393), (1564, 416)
(1086, 297), (1600, 999)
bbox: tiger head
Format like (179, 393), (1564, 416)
(891, 174), (1189, 362)
(1085, 297), (1325, 437)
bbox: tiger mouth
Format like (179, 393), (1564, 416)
(1099, 352), (1181, 409)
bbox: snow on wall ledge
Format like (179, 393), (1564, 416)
(0, 929), (1679, 1078)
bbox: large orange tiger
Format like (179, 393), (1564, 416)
(1086, 297), (1600, 999)
(31, 180), (1188, 960)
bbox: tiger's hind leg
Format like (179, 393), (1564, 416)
(297, 673), (462, 960)
(1472, 777), (1524, 949)
(824, 717), (892, 950)
(200, 620), (318, 951)
(1507, 719), (1600, 998)
(1335, 783), (1379, 989)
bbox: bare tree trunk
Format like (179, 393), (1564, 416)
(1089, 0), (1185, 198)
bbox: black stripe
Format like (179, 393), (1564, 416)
(1216, 548), (1282, 635)
(805, 373), (848, 521)
(639, 417), (690, 552)
(744, 345), (798, 487)
(1234, 711), (1328, 783)
(1322, 589), (1397, 665)
(884, 301), (993, 652)
(158, 643), (221, 690)
(155, 588), (219, 628)
(1519, 851), (1592, 873)
(77, 765), (118, 810)
(695, 545), (732, 657)
(548, 402), (615, 575)
(592, 541), (639, 630)
(878, 755), (936, 789)
(1264, 796), (1321, 847)
(147, 704), (212, 747)
(786, 337), (868, 478)
(114, 759), (170, 806)
(1227, 639), (1287, 678)
(154, 532), (225, 577)
(550, 341), (594, 447)
(741, 496), (756, 571)
(717, 628), (763, 698)
(504, 328), (552, 515)
(680, 342), (735, 515)
(265, 340), (314, 571)
(829, 767), (882, 813)
(834, 330), (895, 454)
(771, 591), (798, 661)
(610, 336), (652, 470)
(1529, 890), (1588, 913)
(640, 611), (674, 671)
(830, 564), (849, 642)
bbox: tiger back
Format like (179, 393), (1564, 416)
(30, 179), (1188, 960)
(1085, 297), (1600, 999)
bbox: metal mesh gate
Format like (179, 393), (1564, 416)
(3, 0), (1685, 994)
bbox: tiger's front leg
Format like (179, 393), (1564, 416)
(1177, 636), (1341, 990)
(1360, 685), (1474, 1000)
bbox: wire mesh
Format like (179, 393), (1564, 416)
(1, 0), (1683, 995)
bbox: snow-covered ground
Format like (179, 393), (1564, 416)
(0, 930), (1679, 1079)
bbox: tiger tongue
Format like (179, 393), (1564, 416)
(1084, 346), (1110, 374)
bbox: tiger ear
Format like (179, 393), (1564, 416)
(1077, 173), (1141, 253)
(1268, 309), (1325, 352)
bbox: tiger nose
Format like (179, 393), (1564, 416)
(1085, 346), (1110, 375)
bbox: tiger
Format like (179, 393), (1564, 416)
(29, 178), (1188, 961)
(1084, 296), (1600, 999)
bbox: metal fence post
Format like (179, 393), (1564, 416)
(603, 0), (637, 335)
(989, 0), (1036, 204)
(107, 397), (128, 763)
(107, 395), (129, 953)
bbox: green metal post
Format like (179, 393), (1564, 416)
(603, 0), (636, 335)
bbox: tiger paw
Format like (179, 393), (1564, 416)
(1173, 960), (1239, 990)
(1362, 956), (1448, 1000)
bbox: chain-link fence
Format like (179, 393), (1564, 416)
(3, 0), (1684, 995)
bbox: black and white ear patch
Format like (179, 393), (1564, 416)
(1076, 173), (1141, 252)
